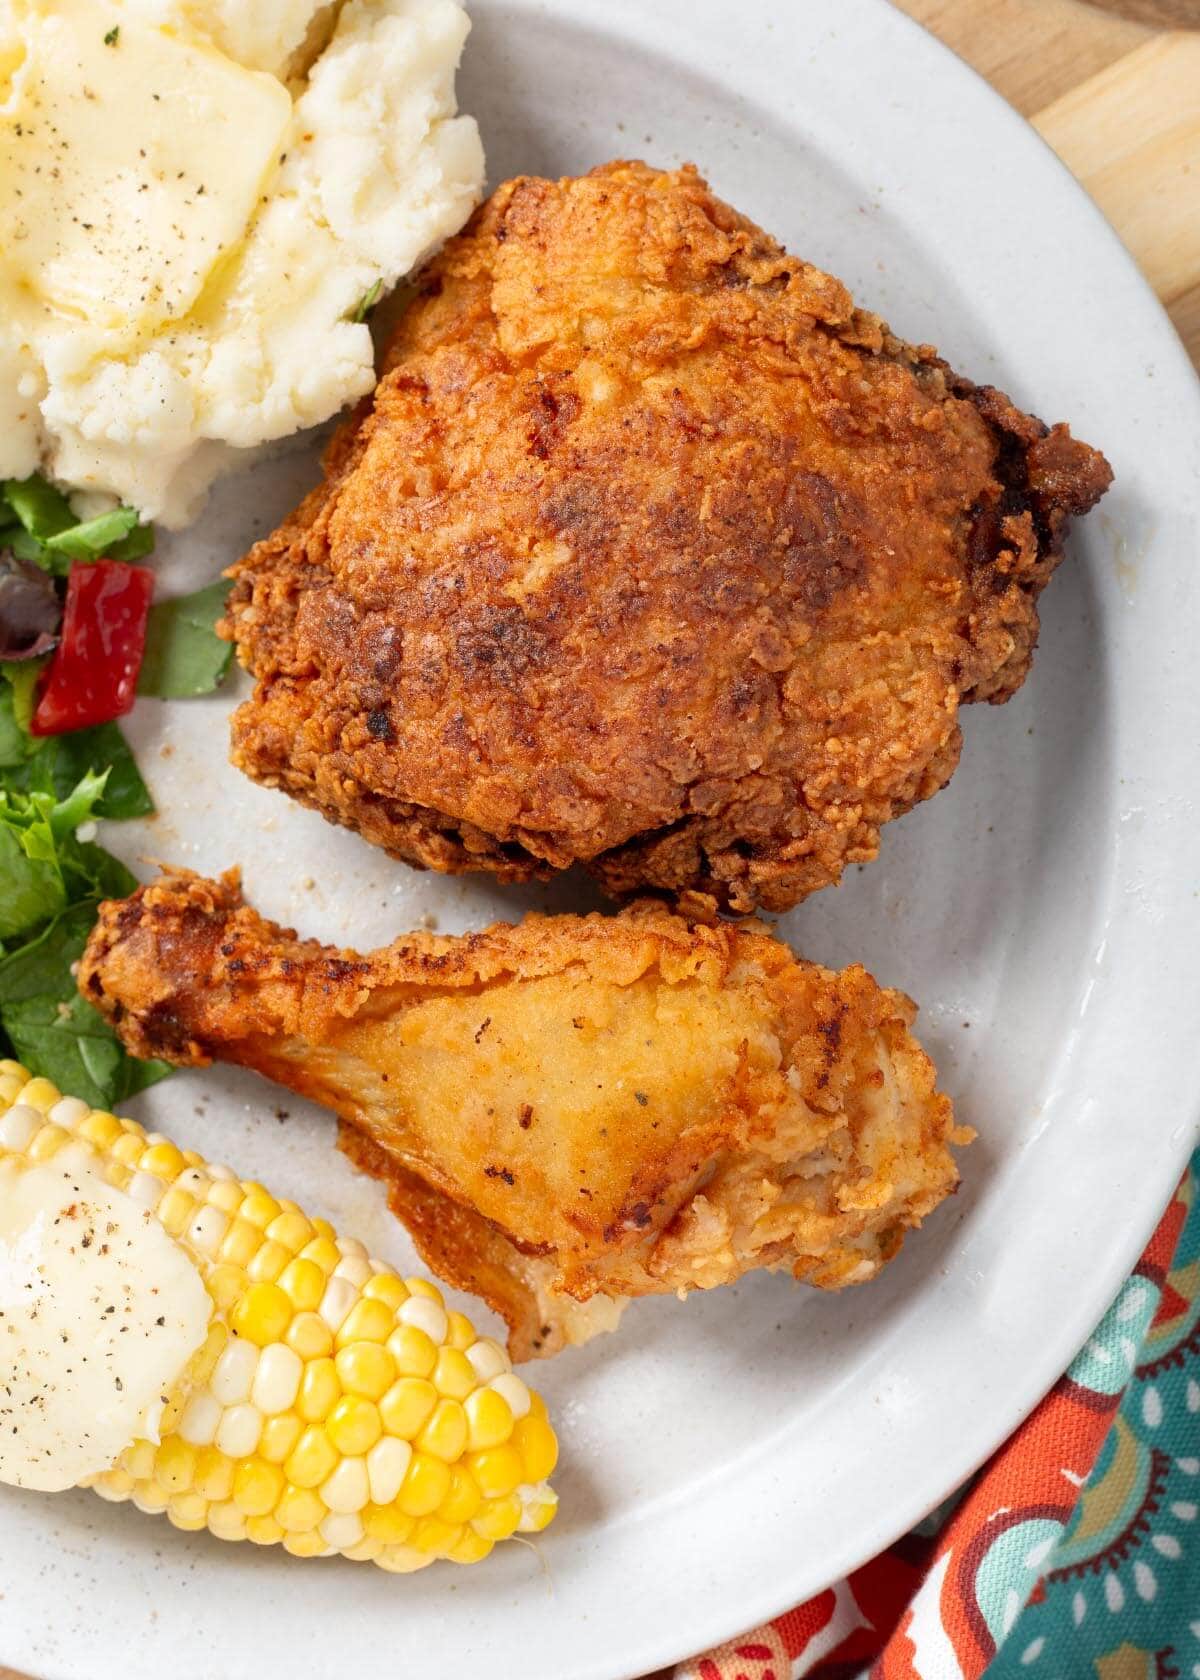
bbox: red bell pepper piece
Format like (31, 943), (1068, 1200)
(31, 560), (154, 736)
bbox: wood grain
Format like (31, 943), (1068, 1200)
(1083, 0), (1200, 27)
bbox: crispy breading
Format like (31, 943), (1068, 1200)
(80, 870), (967, 1358)
(223, 160), (1111, 915)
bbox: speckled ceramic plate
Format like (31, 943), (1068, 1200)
(3, 3), (1199, 1678)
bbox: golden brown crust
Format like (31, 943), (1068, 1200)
(81, 869), (966, 1358)
(222, 160), (1111, 915)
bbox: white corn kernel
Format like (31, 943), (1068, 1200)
(489, 1373), (531, 1419)
(399, 1297), (448, 1345)
(177, 1392), (221, 1447)
(251, 1344), (303, 1415)
(210, 1337), (259, 1406)
(466, 1338), (508, 1383)
(126, 1170), (165, 1209)
(338, 1238), (368, 1260)
(207, 1162), (236, 1180)
(176, 1167), (210, 1195)
(332, 1255), (373, 1288)
(320, 1511), (364, 1549)
(215, 1403), (262, 1459)
(54, 1140), (97, 1175)
(366, 1436), (412, 1506)
(187, 1204), (229, 1256)
(48, 1097), (90, 1131)
(320, 1456), (369, 1514)
(318, 1276), (357, 1333)
(0, 1106), (40, 1152)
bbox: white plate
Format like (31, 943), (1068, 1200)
(5, 3), (1200, 1678)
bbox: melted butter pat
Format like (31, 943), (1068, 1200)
(0, 0), (291, 335)
(0, 1158), (210, 1492)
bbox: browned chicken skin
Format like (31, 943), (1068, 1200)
(224, 160), (1111, 915)
(80, 871), (967, 1358)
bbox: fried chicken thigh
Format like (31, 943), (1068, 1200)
(81, 872), (965, 1358)
(224, 161), (1111, 915)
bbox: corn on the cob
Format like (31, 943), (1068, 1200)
(0, 1063), (558, 1569)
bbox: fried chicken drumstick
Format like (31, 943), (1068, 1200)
(80, 871), (965, 1359)
(224, 160), (1111, 916)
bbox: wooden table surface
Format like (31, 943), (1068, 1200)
(2, 6), (1196, 1680)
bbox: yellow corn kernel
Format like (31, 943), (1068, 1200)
(233, 1460), (285, 1518)
(156, 1186), (196, 1236)
(206, 1178), (244, 1214)
(285, 1425), (339, 1490)
(522, 1492), (557, 1533)
(285, 1311), (333, 1361)
(275, 1485), (326, 1534)
(278, 1257), (325, 1312)
(335, 1341), (395, 1401)
(380, 1377), (437, 1440)
(335, 1297), (393, 1348)
(300, 1235), (340, 1274)
(469, 1445), (523, 1500)
(78, 1110), (123, 1148)
(363, 1503), (415, 1544)
(343, 1536), (383, 1562)
(471, 1494), (522, 1541)
(193, 1447), (235, 1503)
(239, 1187), (281, 1230)
(445, 1311), (476, 1352)
(326, 1396), (382, 1457)
(405, 1277), (441, 1302)
(258, 1413), (304, 1465)
(167, 1492), (209, 1531)
(464, 1388), (514, 1453)
(231, 1281), (293, 1347)
(27, 1125), (67, 1161)
(246, 1240), (291, 1285)
(153, 1438), (196, 1495)
(411, 1516), (461, 1557)
(296, 1358), (340, 1424)
(17, 1077), (59, 1113)
(110, 1130), (145, 1167)
(266, 1210), (313, 1252)
(0, 1073), (25, 1105)
(417, 1399), (467, 1464)
(246, 1515), (285, 1546)
(140, 1140), (185, 1180)
(123, 1440), (156, 1480)
(397, 1451), (451, 1518)
(205, 1263), (246, 1313)
(448, 1527), (493, 1565)
(386, 1325), (438, 1380)
(310, 1217), (336, 1241)
(432, 1347), (477, 1402)
(283, 1530), (328, 1559)
(437, 1463), (482, 1525)
(219, 1218), (260, 1268)
(131, 1479), (169, 1514)
(514, 1414), (559, 1483)
(207, 1500), (248, 1542)
(363, 1274), (408, 1312)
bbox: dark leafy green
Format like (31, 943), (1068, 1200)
(138, 578), (232, 698)
(1, 474), (154, 575)
(4, 723), (152, 819)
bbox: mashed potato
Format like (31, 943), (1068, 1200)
(0, 0), (483, 527)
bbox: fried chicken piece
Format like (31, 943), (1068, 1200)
(80, 870), (965, 1359)
(223, 160), (1111, 916)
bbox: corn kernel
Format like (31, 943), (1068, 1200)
(300, 1235), (341, 1273)
(320, 1510), (364, 1549)
(110, 1130), (145, 1167)
(231, 1281), (292, 1347)
(489, 1372), (531, 1419)
(397, 1451), (451, 1517)
(193, 1447), (235, 1502)
(27, 1124), (68, 1161)
(417, 1399), (467, 1464)
(206, 1177), (244, 1214)
(433, 1347), (476, 1401)
(93, 1468), (135, 1500)
(437, 1463), (482, 1524)
(131, 1479), (169, 1515)
(471, 1493), (522, 1541)
(468, 1444), (523, 1500)
(513, 1414), (559, 1482)
(448, 1528), (493, 1565)
(251, 1344), (303, 1414)
(258, 1413), (304, 1465)
(327, 1395), (382, 1456)
(398, 1296), (448, 1344)
(187, 1204), (229, 1256)
(139, 1140), (185, 1180)
(318, 1275), (357, 1333)
(320, 1455), (369, 1515)
(446, 1311), (476, 1352)
(366, 1436), (412, 1506)
(207, 1500), (248, 1541)
(466, 1339), (509, 1384)
(123, 1439), (156, 1480)
(363, 1502), (415, 1544)
(278, 1257), (326, 1313)
(332, 1254), (373, 1288)
(153, 1437), (196, 1495)
(521, 1491), (557, 1533)
(375, 1544), (435, 1573)
(342, 1536), (383, 1562)
(233, 1459), (285, 1517)
(246, 1514), (285, 1546)
(380, 1376), (437, 1440)
(285, 1311), (333, 1361)
(363, 1274), (408, 1311)
(285, 1425), (338, 1489)
(0, 1105), (39, 1152)
(210, 1337), (258, 1406)
(0, 1073), (25, 1106)
(266, 1210), (313, 1252)
(239, 1187), (281, 1229)
(412, 1516), (461, 1556)
(205, 1264), (247, 1313)
(283, 1531), (328, 1559)
(335, 1297), (393, 1348)
(386, 1325), (438, 1379)
(16, 1077), (59, 1113)
(335, 1341), (395, 1401)
(296, 1357), (340, 1424)
(216, 1403), (262, 1459)
(246, 1239), (291, 1285)
(156, 1185), (196, 1235)
(276, 1485), (326, 1534)
(463, 1388), (514, 1453)
(405, 1276), (442, 1303)
(310, 1217), (336, 1241)
(0, 1057), (28, 1077)
(219, 1218), (260, 1267)
(167, 1492), (209, 1531)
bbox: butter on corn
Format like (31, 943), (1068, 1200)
(0, 1064), (558, 1569)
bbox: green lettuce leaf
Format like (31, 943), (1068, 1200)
(138, 578), (232, 698)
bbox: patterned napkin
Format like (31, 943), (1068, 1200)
(661, 1150), (1200, 1680)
